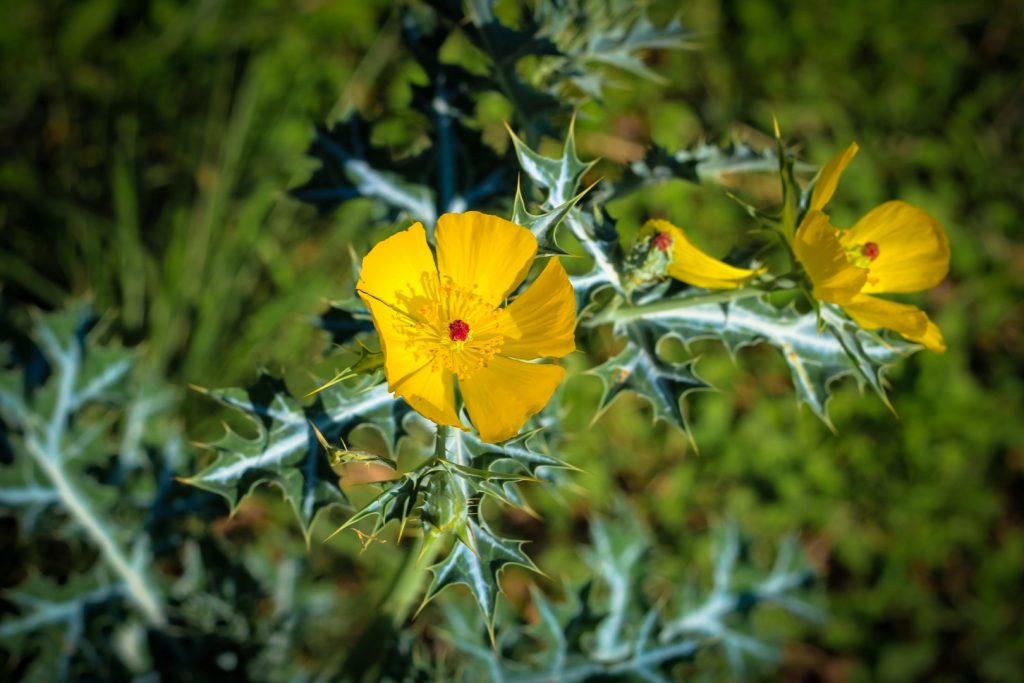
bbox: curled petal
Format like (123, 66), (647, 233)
(643, 219), (764, 290)
(460, 356), (564, 443)
(842, 201), (949, 294)
(842, 294), (946, 353)
(436, 212), (537, 307)
(916, 319), (946, 354)
(502, 258), (576, 360)
(810, 143), (859, 212)
(793, 210), (867, 304)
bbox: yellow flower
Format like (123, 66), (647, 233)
(638, 219), (764, 289)
(793, 144), (950, 352)
(356, 211), (576, 443)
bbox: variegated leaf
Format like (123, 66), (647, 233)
(610, 294), (917, 424)
(590, 325), (709, 437)
(291, 117), (437, 222)
(423, 516), (537, 638)
(0, 304), (165, 627)
(183, 372), (399, 542)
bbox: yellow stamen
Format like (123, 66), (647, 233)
(399, 278), (506, 380)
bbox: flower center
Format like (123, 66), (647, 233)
(398, 279), (506, 380)
(862, 242), (880, 261)
(448, 319), (470, 342)
(652, 231), (673, 252)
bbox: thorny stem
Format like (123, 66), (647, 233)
(380, 423), (448, 626)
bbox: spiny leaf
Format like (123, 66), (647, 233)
(423, 516), (538, 637)
(453, 427), (573, 478)
(0, 304), (166, 628)
(327, 475), (420, 543)
(295, 5), (516, 222)
(606, 140), (783, 203)
(506, 116), (597, 208)
(507, 120), (625, 302)
(461, 0), (563, 121)
(0, 574), (125, 683)
(566, 208), (627, 305)
(0, 459), (57, 533)
(590, 325), (709, 437)
(290, 116), (437, 222)
(0, 576), (122, 640)
(610, 294), (917, 425)
(446, 424), (574, 517)
(532, 0), (694, 104)
(183, 372), (399, 542)
(588, 513), (651, 663)
(403, 12), (511, 217)
(440, 513), (819, 682)
(407, 423), (558, 633)
(511, 177), (599, 256)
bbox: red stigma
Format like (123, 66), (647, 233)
(652, 231), (673, 252)
(862, 242), (880, 261)
(448, 319), (470, 342)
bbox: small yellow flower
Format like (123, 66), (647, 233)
(793, 143), (950, 352)
(356, 211), (576, 443)
(636, 219), (764, 289)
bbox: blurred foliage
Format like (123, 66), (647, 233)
(2, 0), (1022, 682)
(441, 515), (821, 682)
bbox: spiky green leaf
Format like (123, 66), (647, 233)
(507, 117), (596, 208)
(533, 0), (694, 103)
(507, 120), (625, 304)
(511, 178), (596, 256)
(441, 512), (819, 682)
(590, 326), (709, 435)
(606, 141), (785, 203)
(423, 516), (537, 635)
(0, 305), (165, 629)
(291, 117), (437, 222)
(183, 372), (399, 541)
(607, 294), (917, 424)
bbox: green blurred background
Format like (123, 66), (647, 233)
(2, 0), (1022, 680)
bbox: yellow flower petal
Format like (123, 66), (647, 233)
(435, 211), (537, 307)
(842, 295), (946, 353)
(841, 200), (949, 294)
(793, 210), (867, 304)
(391, 360), (465, 429)
(643, 219), (763, 290)
(356, 222), (439, 309)
(359, 296), (467, 428)
(460, 356), (564, 443)
(809, 142), (858, 212)
(501, 258), (576, 360)
(917, 319), (947, 354)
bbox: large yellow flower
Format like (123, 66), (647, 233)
(356, 211), (576, 443)
(793, 143), (950, 352)
(631, 219), (764, 289)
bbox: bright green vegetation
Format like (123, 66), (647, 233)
(2, 0), (1021, 680)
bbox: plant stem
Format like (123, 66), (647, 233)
(433, 423), (449, 461)
(590, 287), (765, 325)
(380, 423), (448, 626)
